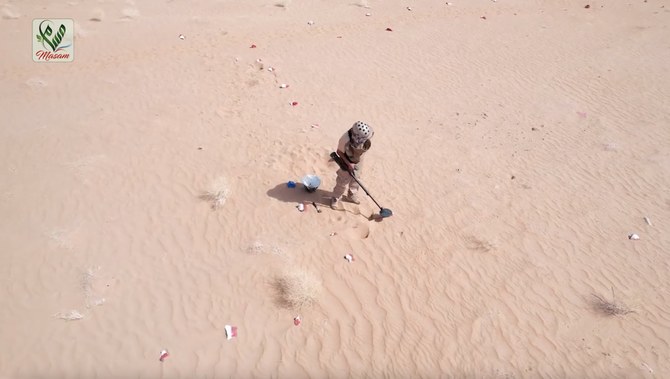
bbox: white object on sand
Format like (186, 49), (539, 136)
(307, 20), (314, 25)
(179, 34), (184, 40)
(365, 12), (371, 16)
(298, 203), (305, 212)
(302, 174), (321, 192)
(644, 217), (652, 226)
(344, 254), (354, 262)
(628, 233), (640, 240)
(225, 325), (238, 340)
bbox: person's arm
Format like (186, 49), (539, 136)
(336, 134), (356, 171)
(337, 149), (355, 171)
(336, 149), (349, 163)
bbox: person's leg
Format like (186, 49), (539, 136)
(331, 168), (350, 208)
(346, 166), (362, 204)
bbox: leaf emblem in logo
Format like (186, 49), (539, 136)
(36, 20), (67, 52)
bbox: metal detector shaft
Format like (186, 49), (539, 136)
(330, 152), (385, 211)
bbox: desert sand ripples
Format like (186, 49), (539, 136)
(2, 1), (670, 378)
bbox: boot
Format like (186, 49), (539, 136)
(347, 192), (361, 204)
(330, 197), (340, 210)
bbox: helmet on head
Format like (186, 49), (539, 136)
(351, 121), (373, 140)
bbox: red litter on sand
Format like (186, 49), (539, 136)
(385, 27), (393, 31)
(291, 101), (299, 106)
(225, 325), (238, 340)
(250, 44), (257, 48)
(159, 350), (169, 362)
(293, 316), (301, 326)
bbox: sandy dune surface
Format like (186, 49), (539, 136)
(1, 0), (669, 378)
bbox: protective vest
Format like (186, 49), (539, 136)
(345, 130), (372, 163)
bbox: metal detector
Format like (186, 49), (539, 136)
(330, 152), (393, 218)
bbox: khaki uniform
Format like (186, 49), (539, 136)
(332, 130), (372, 200)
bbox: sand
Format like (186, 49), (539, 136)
(1, 0), (669, 377)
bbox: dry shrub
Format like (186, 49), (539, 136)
(199, 176), (231, 210)
(54, 310), (84, 321)
(247, 240), (265, 255)
(247, 240), (283, 256)
(82, 267), (106, 308)
(591, 287), (635, 316)
(273, 270), (321, 310)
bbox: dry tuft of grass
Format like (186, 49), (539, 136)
(591, 287), (635, 316)
(247, 240), (285, 257)
(273, 270), (321, 310)
(199, 177), (231, 210)
(247, 240), (265, 255)
(54, 310), (84, 321)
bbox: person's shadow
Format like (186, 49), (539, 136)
(266, 182), (333, 207)
(268, 181), (386, 221)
